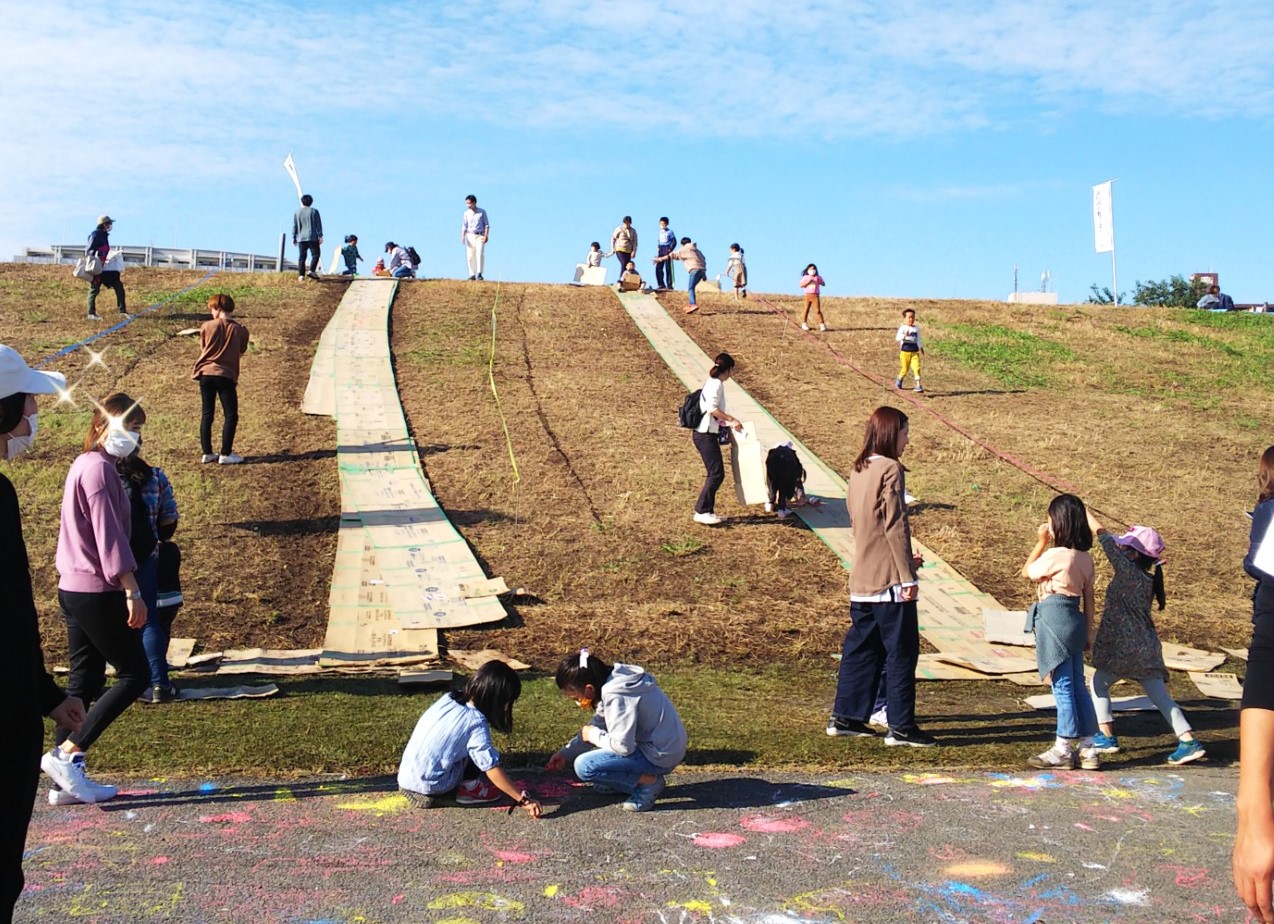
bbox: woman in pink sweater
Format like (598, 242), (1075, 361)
(799, 264), (827, 332)
(43, 393), (150, 805)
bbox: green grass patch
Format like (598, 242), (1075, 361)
(929, 323), (1075, 388)
(1113, 324), (1244, 357)
(661, 536), (706, 556)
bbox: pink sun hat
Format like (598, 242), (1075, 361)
(1114, 525), (1166, 564)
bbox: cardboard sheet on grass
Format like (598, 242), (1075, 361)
(615, 290), (1025, 677)
(302, 280), (507, 669)
(1189, 671), (1243, 700)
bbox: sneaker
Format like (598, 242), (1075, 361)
(48, 787), (84, 806)
(139, 683), (179, 704)
(800, 323), (810, 331)
(885, 726), (938, 748)
(218, 453), (245, 465)
(826, 716), (876, 738)
(763, 502), (773, 513)
(468, 275), (476, 281)
(895, 378), (903, 389)
(1167, 739), (1206, 766)
(1027, 747), (1076, 770)
(1091, 732), (1120, 753)
(693, 511), (723, 525)
(87, 312), (102, 321)
(400, 789), (438, 809)
(914, 385), (924, 394)
(201, 453), (219, 464)
(1078, 747), (1102, 770)
(120, 313), (135, 321)
(307, 271), (321, 280)
(819, 323), (828, 332)
(868, 708), (889, 729)
(776, 509), (791, 519)
(477, 274), (484, 281)
(684, 304), (699, 314)
(455, 779), (500, 805)
(298, 275), (306, 282)
(622, 776), (665, 812)
(40, 749), (117, 804)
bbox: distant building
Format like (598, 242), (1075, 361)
(1191, 272), (1219, 289)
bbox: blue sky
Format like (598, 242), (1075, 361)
(4, 0), (1273, 303)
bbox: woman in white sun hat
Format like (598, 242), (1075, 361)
(0, 345), (85, 923)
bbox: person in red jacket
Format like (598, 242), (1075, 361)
(0, 345), (86, 923)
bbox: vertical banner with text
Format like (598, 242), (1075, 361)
(1092, 181), (1114, 254)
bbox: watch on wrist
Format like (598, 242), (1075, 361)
(127, 590), (142, 601)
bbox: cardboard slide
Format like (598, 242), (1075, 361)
(175, 684), (280, 701)
(730, 422), (769, 506)
(983, 609), (1035, 647)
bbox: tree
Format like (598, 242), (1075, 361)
(1086, 284), (1124, 305)
(1131, 274), (1210, 308)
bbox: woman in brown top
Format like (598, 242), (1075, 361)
(192, 294), (249, 465)
(827, 406), (935, 747)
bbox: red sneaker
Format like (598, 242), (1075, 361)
(684, 304), (699, 314)
(455, 779), (500, 805)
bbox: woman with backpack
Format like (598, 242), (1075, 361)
(689, 353), (742, 526)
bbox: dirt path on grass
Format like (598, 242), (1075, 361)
(1, 267), (344, 658)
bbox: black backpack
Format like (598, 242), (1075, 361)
(678, 389), (704, 429)
(406, 246), (422, 268)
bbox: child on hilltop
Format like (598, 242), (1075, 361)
(546, 648), (687, 812)
(619, 260), (644, 292)
(1023, 493), (1100, 770)
(192, 294), (249, 465)
(1085, 512), (1205, 765)
(397, 660), (543, 816)
(340, 235), (363, 276)
(895, 308), (925, 394)
(726, 244), (747, 300)
(799, 263), (826, 331)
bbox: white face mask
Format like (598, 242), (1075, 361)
(4, 413), (37, 460)
(102, 428), (140, 459)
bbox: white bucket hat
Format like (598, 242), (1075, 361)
(0, 345), (67, 400)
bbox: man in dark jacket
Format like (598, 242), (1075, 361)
(0, 345), (85, 923)
(292, 195), (324, 281)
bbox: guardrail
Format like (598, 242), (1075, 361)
(14, 243), (297, 273)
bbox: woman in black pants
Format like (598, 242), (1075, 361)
(85, 215), (127, 321)
(0, 345), (85, 923)
(42, 393), (150, 805)
(691, 352), (742, 526)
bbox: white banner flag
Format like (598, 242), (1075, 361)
(283, 153), (303, 201)
(1092, 181), (1114, 254)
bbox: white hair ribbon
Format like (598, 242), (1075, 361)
(579, 648), (590, 668)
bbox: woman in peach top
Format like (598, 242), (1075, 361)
(1022, 493), (1098, 771)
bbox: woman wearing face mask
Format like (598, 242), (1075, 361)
(42, 392), (150, 805)
(0, 346), (86, 923)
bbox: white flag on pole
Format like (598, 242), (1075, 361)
(283, 153), (303, 202)
(1092, 181), (1114, 254)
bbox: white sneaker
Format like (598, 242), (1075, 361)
(869, 708), (889, 728)
(693, 512), (723, 525)
(40, 749), (117, 803)
(763, 502), (773, 513)
(776, 509), (791, 519)
(800, 323), (810, 331)
(49, 787), (85, 806)
(201, 453), (218, 464)
(298, 275), (306, 282)
(819, 323), (828, 332)
(218, 453), (245, 465)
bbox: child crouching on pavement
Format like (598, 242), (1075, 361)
(397, 660), (543, 817)
(545, 648), (687, 812)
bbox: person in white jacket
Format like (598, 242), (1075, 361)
(546, 648), (687, 812)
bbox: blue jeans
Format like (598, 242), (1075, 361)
(687, 268), (706, 305)
(574, 747), (665, 794)
(391, 265), (414, 278)
(136, 557), (168, 687)
(1051, 650), (1097, 739)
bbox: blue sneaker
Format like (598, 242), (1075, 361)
(1167, 739), (1206, 766)
(622, 776), (665, 812)
(1091, 732), (1119, 753)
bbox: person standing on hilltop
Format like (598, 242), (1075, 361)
(461, 195), (490, 281)
(85, 215), (128, 321)
(292, 194), (323, 281)
(611, 217), (638, 278)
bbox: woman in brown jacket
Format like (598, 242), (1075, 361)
(827, 406), (935, 747)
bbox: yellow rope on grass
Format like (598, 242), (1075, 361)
(487, 281), (520, 486)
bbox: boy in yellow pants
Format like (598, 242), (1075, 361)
(895, 308), (924, 393)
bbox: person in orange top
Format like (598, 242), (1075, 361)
(192, 294), (250, 465)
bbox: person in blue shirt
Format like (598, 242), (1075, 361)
(655, 217), (676, 290)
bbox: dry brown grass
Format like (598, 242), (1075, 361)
(655, 288), (1272, 650)
(1, 266), (344, 659)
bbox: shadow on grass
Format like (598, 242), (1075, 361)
(923, 389), (1029, 398)
(230, 515), (341, 537)
(241, 449), (337, 464)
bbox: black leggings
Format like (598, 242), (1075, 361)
(299, 241), (321, 275)
(0, 715), (40, 923)
(199, 375), (239, 456)
(56, 589), (149, 751)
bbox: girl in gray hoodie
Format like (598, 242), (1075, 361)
(546, 649), (687, 813)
